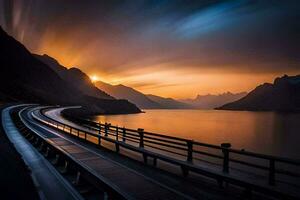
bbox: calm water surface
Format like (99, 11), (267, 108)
(91, 109), (300, 159)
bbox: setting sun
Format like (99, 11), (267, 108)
(90, 75), (99, 82)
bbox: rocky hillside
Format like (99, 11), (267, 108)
(0, 26), (140, 114)
(217, 75), (300, 111)
(35, 54), (113, 100)
(95, 81), (161, 109)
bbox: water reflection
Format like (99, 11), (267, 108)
(90, 110), (300, 159)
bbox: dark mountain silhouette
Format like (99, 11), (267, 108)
(35, 54), (113, 100)
(95, 81), (191, 109)
(181, 92), (247, 109)
(0, 26), (140, 114)
(217, 75), (300, 111)
(36, 53), (190, 110)
(95, 81), (160, 109)
(146, 94), (192, 109)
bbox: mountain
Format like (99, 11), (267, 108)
(181, 92), (247, 109)
(34, 54), (113, 100)
(146, 94), (192, 109)
(217, 75), (300, 111)
(0, 26), (140, 114)
(95, 81), (160, 109)
(95, 81), (191, 109)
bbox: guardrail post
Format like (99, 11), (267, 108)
(34, 137), (39, 146)
(98, 135), (102, 145)
(38, 141), (44, 152)
(61, 160), (69, 174)
(98, 127), (102, 145)
(115, 126), (120, 153)
(221, 143), (231, 173)
(122, 127), (126, 142)
(187, 140), (193, 162)
(45, 147), (51, 157)
(105, 123), (109, 136)
(74, 171), (81, 185)
(52, 154), (60, 165)
(138, 128), (144, 148)
(269, 159), (275, 185)
(98, 122), (101, 133)
(116, 126), (119, 141)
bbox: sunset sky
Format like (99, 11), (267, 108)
(1, 0), (300, 99)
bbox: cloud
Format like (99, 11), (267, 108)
(1, 0), (299, 97)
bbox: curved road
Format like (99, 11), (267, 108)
(18, 106), (217, 200)
(1, 105), (83, 200)
(5, 105), (296, 200)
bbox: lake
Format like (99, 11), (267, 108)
(90, 109), (300, 159)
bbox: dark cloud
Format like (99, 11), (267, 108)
(0, 0), (299, 75)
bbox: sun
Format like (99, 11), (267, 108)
(90, 75), (99, 83)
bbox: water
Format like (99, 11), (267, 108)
(90, 109), (300, 159)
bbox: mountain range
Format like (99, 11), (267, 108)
(34, 54), (189, 110)
(2, 25), (299, 113)
(0, 23), (244, 111)
(35, 54), (113, 100)
(0, 26), (140, 115)
(95, 81), (160, 109)
(217, 75), (300, 111)
(181, 92), (247, 109)
(146, 94), (192, 109)
(95, 81), (191, 109)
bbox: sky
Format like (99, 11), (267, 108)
(0, 0), (300, 99)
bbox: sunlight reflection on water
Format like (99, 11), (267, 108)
(90, 109), (300, 159)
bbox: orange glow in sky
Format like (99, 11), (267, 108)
(35, 33), (299, 99)
(3, 1), (299, 99)
(34, 34), (299, 99)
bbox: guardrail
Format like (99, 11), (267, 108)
(35, 108), (300, 199)
(63, 114), (300, 183)
(13, 107), (128, 199)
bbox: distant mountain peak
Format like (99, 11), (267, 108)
(34, 54), (67, 71)
(35, 54), (114, 100)
(42, 53), (54, 59)
(117, 84), (129, 88)
(195, 91), (246, 99)
(95, 82), (191, 109)
(146, 94), (192, 109)
(182, 91), (247, 109)
(95, 81), (160, 109)
(68, 67), (85, 74)
(218, 74), (300, 111)
(40, 54), (60, 64)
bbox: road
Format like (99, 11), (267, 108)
(1, 105), (83, 200)
(3, 105), (299, 200)
(16, 105), (234, 200)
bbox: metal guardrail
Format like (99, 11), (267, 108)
(62, 114), (300, 184)
(34, 108), (300, 199)
(14, 107), (129, 199)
